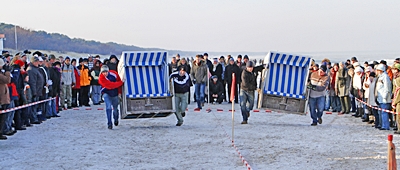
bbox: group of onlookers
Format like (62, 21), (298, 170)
(308, 56), (400, 131)
(0, 50), (120, 140)
(169, 53), (264, 125)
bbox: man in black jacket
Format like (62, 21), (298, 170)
(224, 58), (240, 103)
(209, 76), (224, 104)
(170, 66), (192, 126)
(27, 56), (44, 124)
(240, 61), (257, 124)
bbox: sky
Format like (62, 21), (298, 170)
(1, 0), (400, 53)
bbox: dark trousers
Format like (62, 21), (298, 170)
(227, 83), (239, 103)
(350, 97), (356, 112)
(79, 86), (90, 106)
(0, 105), (7, 136)
(72, 88), (79, 107)
(13, 100), (23, 129)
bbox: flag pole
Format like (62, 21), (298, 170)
(231, 73), (236, 142)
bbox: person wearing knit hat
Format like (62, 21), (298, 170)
(98, 65), (124, 129)
(107, 55), (119, 72)
(307, 61), (329, 126)
(375, 63), (392, 130)
(77, 57), (91, 107)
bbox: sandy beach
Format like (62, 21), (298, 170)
(0, 100), (397, 170)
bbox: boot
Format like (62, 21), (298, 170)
(355, 109), (362, 118)
(351, 108), (359, 117)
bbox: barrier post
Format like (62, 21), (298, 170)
(231, 73), (236, 142)
(388, 134), (397, 170)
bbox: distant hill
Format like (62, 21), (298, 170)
(0, 23), (167, 55)
(0, 23), (268, 58)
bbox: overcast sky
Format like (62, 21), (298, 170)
(1, 0), (400, 53)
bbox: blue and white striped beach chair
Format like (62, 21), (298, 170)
(118, 51), (175, 119)
(259, 51), (312, 113)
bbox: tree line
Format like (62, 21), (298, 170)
(0, 23), (163, 55)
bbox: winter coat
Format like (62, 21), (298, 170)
(240, 69), (257, 92)
(72, 66), (81, 89)
(392, 76), (400, 112)
(177, 63), (191, 74)
(191, 60), (208, 84)
(78, 64), (91, 86)
(209, 80), (224, 96)
(27, 64), (44, 97)
(39, 66), (49, 95)
(22, 82), (32, 104)
(169, 62), (178, 75)
(49, 67), (61, 97)
(308, 71), (330, 98)
(106, 62), (118, 72)
(367, 78), (377, 107)
(90, 67), (100, 85)
(99, 70), (123, 97)
(170, 71), (192, 94)
(375, 72), (392, 104)
(335, 68), (351, 97)
(224, 63), (240, 85)
(211, 64), (223, 81)
(0, 71), (11, 105)
(61, 64), (75, 85)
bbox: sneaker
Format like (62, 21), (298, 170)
(176, 122), (183, 126)
(114, 120), (119, 126)
(318, 118), (322, 124)
(194, 108), (201, 111)
(311, 123), (317, 126)
(241, 121), (248, 124)
(182, 112), (186, 117)
(108, 125), (113, 129)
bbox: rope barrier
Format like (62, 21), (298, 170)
(0, 97), (56, 114)
(355, 98), (396, 114)
(209, 108), (253, 170)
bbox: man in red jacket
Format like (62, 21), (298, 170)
(98, 65), (124, 129)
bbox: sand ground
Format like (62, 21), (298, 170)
(0, 101), (398, 170)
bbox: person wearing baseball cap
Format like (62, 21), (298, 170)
(375, 64), (392, 130)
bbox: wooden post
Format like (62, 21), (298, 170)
(388, 134), (397, 170)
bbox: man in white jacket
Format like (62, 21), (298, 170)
(375, 64), (392, 130)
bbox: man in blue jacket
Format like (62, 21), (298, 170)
(170, 66), (192, 126)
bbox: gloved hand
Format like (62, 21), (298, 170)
(192, 79), (196, 84)
(307, 84), (316, 90)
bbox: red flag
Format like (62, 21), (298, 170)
(230, 73), (236, 102)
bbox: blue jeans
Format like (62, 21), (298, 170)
(379, 103), (390, 130)
(91, 85), (101, 104)
(309, 96), (325, 123)
(325, 92), (330, 110)
(240, 89), (254, 121)
(195, 83), (206, 109)
(174, 92), (188, 123)
(103, 94), (119, 126)
(47, 99), (57, 117)
(3, 102), (14, 133)
(330, 96), (341, 112)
